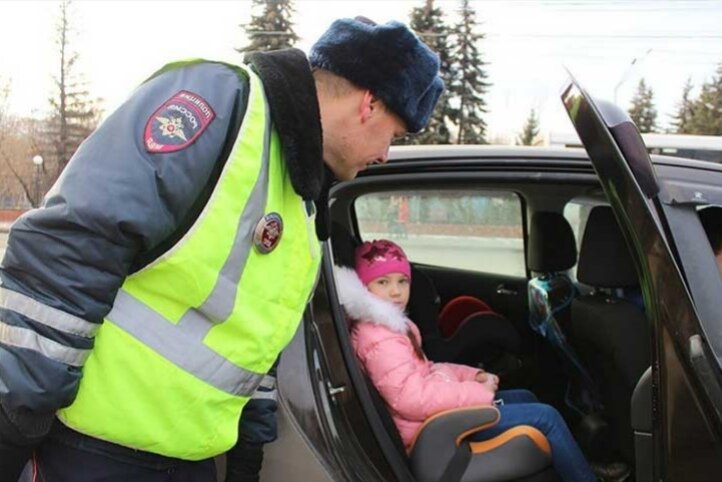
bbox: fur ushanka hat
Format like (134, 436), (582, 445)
(309, 17), (444, 133)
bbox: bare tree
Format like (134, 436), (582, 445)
(43, 0), (102, 179)
(0, 79), (42, 207)
(0, 77), (12, 148)
(0, 1), (102, 208)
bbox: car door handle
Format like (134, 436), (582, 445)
(496, 284), (518, 296)
(327, 381), (346, 397)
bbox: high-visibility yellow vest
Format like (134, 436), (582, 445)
(58, 62), (321, 460)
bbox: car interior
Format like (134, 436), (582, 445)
(326, 169), (656, 482)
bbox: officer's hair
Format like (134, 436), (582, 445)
(312, 68), (360, 98)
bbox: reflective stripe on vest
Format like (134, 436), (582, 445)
(58, 61), (322, 460)
(106, 290), (263, 396)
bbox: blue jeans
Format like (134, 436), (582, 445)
(471, 389), (596, 482)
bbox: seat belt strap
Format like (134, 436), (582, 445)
(439, 442), (472, 482)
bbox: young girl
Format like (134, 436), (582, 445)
(335, 239), (598, 482)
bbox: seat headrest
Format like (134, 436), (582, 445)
(528, 212), (577, 272)
(331, 221), (360, 268)
(577, 206), (638, 288)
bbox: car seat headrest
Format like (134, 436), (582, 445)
(528, 212), (577, 272)
(577, 206), (638, 288)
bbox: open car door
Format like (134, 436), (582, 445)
(562, 77), (722, 481)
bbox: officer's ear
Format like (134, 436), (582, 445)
(359, 90), (378, 124)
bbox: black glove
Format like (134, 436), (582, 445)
(225, 439), (265, 482)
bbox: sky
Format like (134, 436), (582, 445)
(2, 0), (722, 143)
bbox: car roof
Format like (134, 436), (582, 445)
(388, 145), (586, 161)
(387, 144), (722, 173)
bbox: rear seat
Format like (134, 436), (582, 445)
(526, 211), (602, 415)
(570, 206), (650, 463)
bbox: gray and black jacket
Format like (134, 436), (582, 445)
(0, 49), (326, 451)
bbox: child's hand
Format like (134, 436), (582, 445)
(484, 375), (499, 392)
(476, 372), (498, 391)
(475, 371), (499, 391)
(474, 370), (489, 383)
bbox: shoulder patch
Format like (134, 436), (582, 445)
(144, 90), (216, 153)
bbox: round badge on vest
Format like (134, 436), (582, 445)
(254, 213), (283, 254)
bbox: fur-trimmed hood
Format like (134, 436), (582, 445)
(334, 266), (408, 334)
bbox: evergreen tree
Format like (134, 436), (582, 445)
(448, 0), (491, 144)
(44, 0), (102, 179)
(627, 79), (658, 133)
(402, 0), (453, 145)
(237, 0), (298, 54)
(688, 63), (722, 135)
(671, 78), (695, 134)
(517, 109), (540, 146)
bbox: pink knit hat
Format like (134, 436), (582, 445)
(354, 239), (411, 286)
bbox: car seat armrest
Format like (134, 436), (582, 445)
(410, 405), (500, 453)
(409, 407), (554, 482)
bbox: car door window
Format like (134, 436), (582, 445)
(354, 190), (525, 277)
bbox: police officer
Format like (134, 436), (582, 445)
(0, 16), (443, 481)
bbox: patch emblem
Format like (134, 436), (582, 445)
(144, 90), (215, 153)
(254, 213), (283, 254)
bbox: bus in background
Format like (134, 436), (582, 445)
(548, 131), (722, 163)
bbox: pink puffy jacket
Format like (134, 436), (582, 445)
(335, 267), (495, 450)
